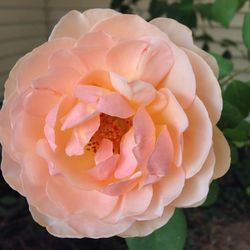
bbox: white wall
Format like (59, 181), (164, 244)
(0, 0), (249, 97)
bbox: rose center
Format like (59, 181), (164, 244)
(85, 113), (132, 154)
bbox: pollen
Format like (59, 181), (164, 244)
(85, 113), (132, 154)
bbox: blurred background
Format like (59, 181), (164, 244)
(0, 0), (250, 95)
(0, 0), (249, 250)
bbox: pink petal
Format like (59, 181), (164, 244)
(102, 171), (142, 196)
(48, 49), (87, 75)
(37, 139), (99, 190)
(110, 72), (156, 106)
(46, 175), (119, 218)
(49, 9), (120, 40)
(104, 185), (153, 223)
(75, 84), (108, 103)
(33, 67), (82, 96)
(185, 49), (222, 124)
(150, 17), (219, 77)
(88, 154), (119, 181)
(22, 88), (60, 117)
(107, 37), (173, 86)
(160, 45), (196, 108)
(133, 108), (155, 164)
(212, 127), (231, 179)
(148, 127), (174, 176)
(154, 89), (187, 167)
(17, 38), (75, 92)
(12, 111), (44, 154)
(61, 103), (96, 130)
(68, 213), (133, 239)
(173, 149), (215, 207)
(65, 115), (100, 157)
(73, 47), (108, 72)
(44, 96), (75, 151)
(120, 206), (175, 237)
(92, 14), (166, 40)
(97, 92), (135, 118)
(115, 128), (137, 179)
(135, 166), (185, 220)
(76, 31), (115, 48)
(95, 139), (113, 164)
(1, 150), (23, 194)
(182, 97), (213, 178)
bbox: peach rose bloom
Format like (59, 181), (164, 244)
(0, 9), (230, 238)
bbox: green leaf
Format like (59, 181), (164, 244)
(243, 12), (250, 50)
(224, 80), (250, 117)
(224, 120), (250, 141)
(218, 100), (243, 129)
(230, 144), (239, 164)
(126, 209), (187, 250)
(202, 181), (220, 207)
(165, 3), (197, 28)
(211, 0), (243, 27)
(210, 52), (234, 79)
(196, 3), (213, 20)
(149, 0), (167, 18)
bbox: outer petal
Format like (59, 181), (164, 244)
(182, 97), (213, 178)
(46, 175), (119, 219)
(49, 9), (120, 40)
(29, 205), (82, 238)
(92, 14), (166, 39)
(160, 45), (196, 108)
(120, 206), (175, 237)
(150, 17), (219, 77)
(107, 37), (173, 86)
(185, 49), (222, 124)
(104, 185), (153, 223)
(17, 38), (76, 92)
(1, 151), (23, 194)
(135, 166), (185, 220)
(172, 148), (215, 207)
(212, 127), (231, 179)
(67, 214), (133, 239)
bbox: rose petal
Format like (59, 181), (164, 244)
(160, 45), (196, 108)
(150, 17), (219, 77)
(95, 139), (113, 164)
(120, 206), (175, 237)
(110, 72), (156, 106)
(148, 126), (174, 176)
(33, 67), (82, 96)
(133, 108), (155, 164)
(185, 49), (222, 124)
(136, 166), (185, 220)
(173, 148), (215, 207)
(115, 128), (137, 179)
(212, 126), (231, 179)
(107, 37), (173, 86)
(49, 9), (120, 40)
(1, 150), (23, 194)
(182, 97), (213, 178)
(97, 92), (135, 118)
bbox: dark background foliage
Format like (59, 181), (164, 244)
(1, 0), (250, 249)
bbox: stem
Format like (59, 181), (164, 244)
(221, 65), (250, 85)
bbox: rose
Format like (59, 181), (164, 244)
(0, 9), (230, 238)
